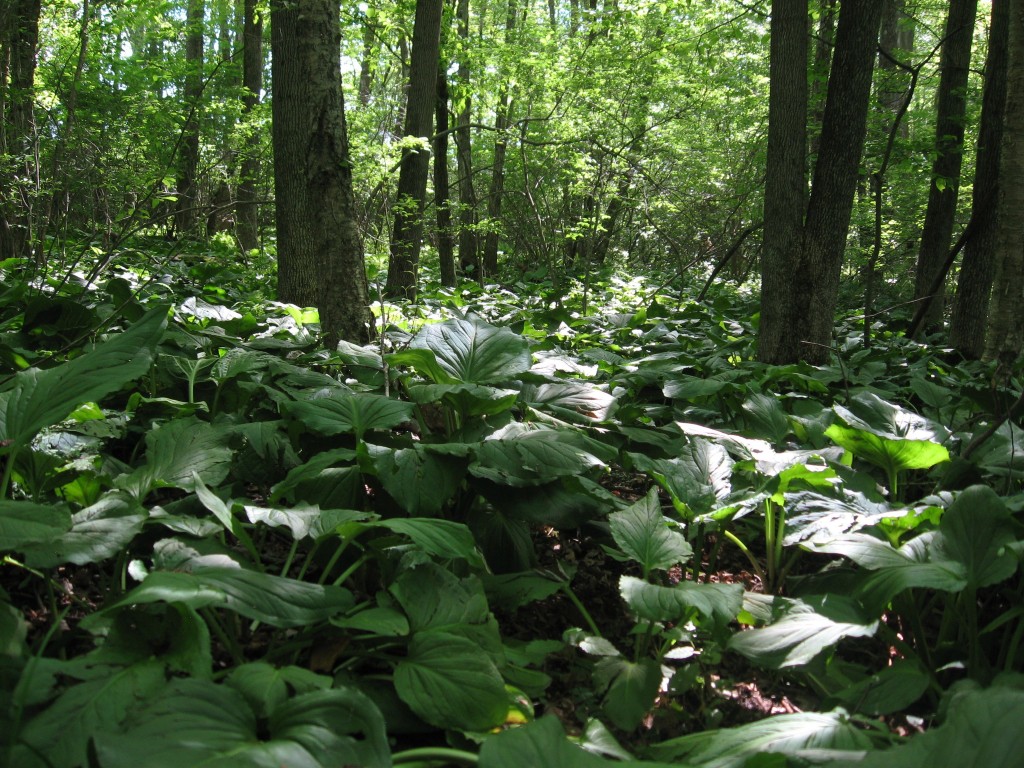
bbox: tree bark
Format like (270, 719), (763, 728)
(757, 0), (809, 364)
(983, 0), (1024, 367)
(877, 0), (915, 137)
(950, 0), (1010, 358)
(271, 0), (372, 345)
(800, 0), (885, 361)
(0, 0), (42, 263)
(175, 0), (204, 237)
(455, 0), (479, 278)
(434, 70), (456, 286)
(913, 0), (980, 334)
(235, 0), (263, 254)
(385, 0), (444, 300)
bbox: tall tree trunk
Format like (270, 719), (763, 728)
(758, 0), (809, 364)
(455, 0), (478, 278)
(950, 0), (1010, 358)
(385, 0), (444, 300)
(983, 0), (1024, 367)
(878, 0), (915, 137)
(0, 0), (42, 263)
(271, 0), (372, 345)
(801, 0), (885, 361)
(236, 0), (262, 253)
(358, 11), (375, 106)
(482, 2), (517, 278)
(435, 70), (456, 286)
(913, 0), (980, 334)
(809, 0), (837, 158)
(175, 0), (205, 237)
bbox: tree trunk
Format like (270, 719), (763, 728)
(0, 0), (42, 263)
(758, 0), (809, 364)
(271, 0), (372, 345)
(385, 0), (444, 300)
(358, 11), (375, 106)
(455, 0), (479, 278)
(482, 3), (517, 278)
(434, 70), (456, 286)
(983, 0), (1024, 367)
(175, 0), (204, 237)
(949, 0), (1010, 358)
(800, 0), (885, 361)
(913, 0), (980, 334)
(235, 0), (263, 254)
(878, 0), (915, 137)
(809, 0), (836, 158)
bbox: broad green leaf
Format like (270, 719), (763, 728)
(0, 306), (167, 453)
(94, 678), (390, 768)
(244, 502), (326, 539)
(594, 656), (663, 731)
(482, 571), (564, 611)
(479, 716), (632, 768)
(936, 484), (1018, 590)
(608, 489), (692, 576)
(22, 493), (144, 567)
(619, 575), (742, 626)
(407, 382), (520, 417)
(394, 630), (508, 731)
(116, 416), (233, 497)
(825, 423), (949, 475)
(88, 602), (212, 678)
(629, 437), (733, 516)
(15, 660), (167, 768)
(827, 660), (930, 716)
(286, 391), (413, 439)
(0, 501), (71, 551)
(741, 393), (791, 444)
(332, 607), (410, 636)
(390, 562), (491, 632)
(85, 567), (353, 629)
(374, 517), (486, 568)
(386, 347), (456, 385)
(226, 663), (330, 718)
(650, 710), (873, 766)
(728, 595), (878, 668)
(473, 427), (609, 487)
(521, 381), (616, 421)
(410, 317), (532, 384)
(370, 445), (465, 515)
(834, 392), (951, 442)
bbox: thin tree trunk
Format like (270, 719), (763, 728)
(435, 70), (456, 286)
(358, 12), (375, 106)
(385, 0), (444, 300)
(913, 0), (980, 334)
(236, 0), (262, 253)
(455, 0), (478, 278)
(950, 0), (1010, 358)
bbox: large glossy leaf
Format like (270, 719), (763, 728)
(629, 437), (733, 516)
(374, 517), (486, 568)
(833, 392), (951, 443)
(520, 381), (617, 422)
(728, 594), (878, 668)
(95, 678), (390, 768)
(0, 306), (167, 453)
(479, 716), (617, 768)
(286, 391), (413, 439)
(13, 660), (168, 768)
(741, 393), (791, 444)
(407, 382), (520, 417)
(619, 575), (742, 626)
(116, 416), (233, 497)
(0, 501), (71, 552)
(22, 493), (145, 566)
(594, 656), (663, 731)
(935, 484), (1018, 590)
(369, 444), (465, 515)
(394, 630), (508, 731)
(650, 710), (873, 767)
(409, 317), (532, 384)
(472, 426), (609, 487)
(85, 567), (353, 629)
(390, 562), (491, 632)
(608, 489), (692, 576)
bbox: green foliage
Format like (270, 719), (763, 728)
(0, 266), (1022, 767)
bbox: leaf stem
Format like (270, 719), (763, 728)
(392, 747), (479, 766)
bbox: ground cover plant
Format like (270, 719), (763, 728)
(1, 255), (1023, 768)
